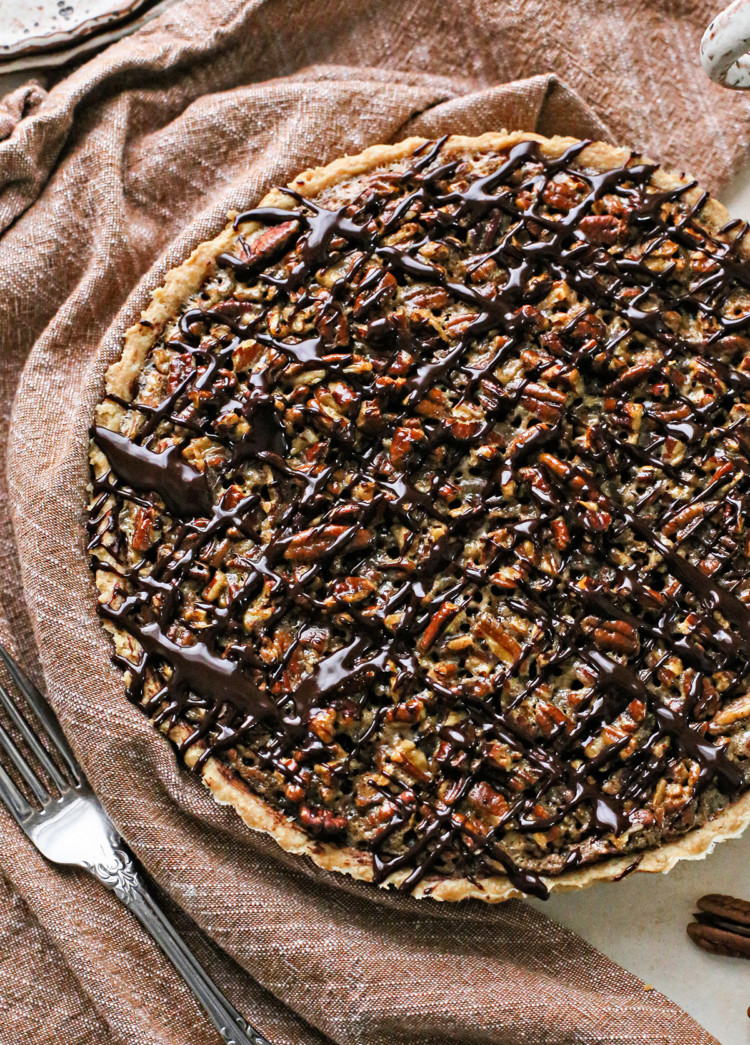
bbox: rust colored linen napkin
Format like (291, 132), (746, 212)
(1, 2), (748, 1043)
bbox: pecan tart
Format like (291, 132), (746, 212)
(88, 132), (750, 901)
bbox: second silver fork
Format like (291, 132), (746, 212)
(0, 644), (271, 1045)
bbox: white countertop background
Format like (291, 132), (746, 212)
(2, 61), (750, 1045)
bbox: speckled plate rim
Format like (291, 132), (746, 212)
(0, 0), (177, 73)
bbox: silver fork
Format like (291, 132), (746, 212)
(0, 644), (271, 1045)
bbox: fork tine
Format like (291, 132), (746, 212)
(0, 763), (33, 824)
(0, 645), (82, 788)
(0, 681), (70, 793)
(0, 718), (51, 806)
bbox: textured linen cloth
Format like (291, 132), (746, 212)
(1, 2), (749, 1043)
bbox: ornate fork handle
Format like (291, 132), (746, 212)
(85, 845), (271, 1045)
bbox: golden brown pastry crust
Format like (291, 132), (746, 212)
(91, 131), (750, 902)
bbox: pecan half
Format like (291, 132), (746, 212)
(687, 922), (750, 959)
(299, 804), (348, 838)
(578, 214), (623, 245)
(592, 619), (640, 656)
(244, 220), (298, 266)
(284, 524), (372, 563)
(698, 894), (750, 928)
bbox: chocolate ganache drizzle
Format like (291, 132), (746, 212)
(89, 137), (750, 898)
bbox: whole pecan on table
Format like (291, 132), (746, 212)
(687, 894), (750, 960)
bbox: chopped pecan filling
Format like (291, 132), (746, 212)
(89, 137), (750, 897)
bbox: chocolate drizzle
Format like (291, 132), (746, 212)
(88, 137), (750, 899)
(92, 426), (214, 518)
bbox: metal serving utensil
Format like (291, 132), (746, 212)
(0, 643), (271, 1045)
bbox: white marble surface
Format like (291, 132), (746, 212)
(529, 830), (750, 1044)
(725, 157), (750, 217)
(2, 63), (750, 1045)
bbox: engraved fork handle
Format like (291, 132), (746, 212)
(84, 844), (271, 1045)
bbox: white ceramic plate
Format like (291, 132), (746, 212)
(0, 0), (177, 71)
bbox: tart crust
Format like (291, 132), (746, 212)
(90, 131), (750, 902)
